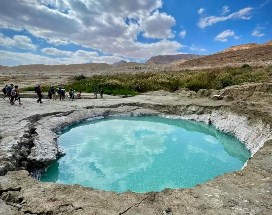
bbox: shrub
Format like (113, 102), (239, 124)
(65, 66), (271, 95)
(216, 73), (234, 88)
(74, 74), (87, 81)
(241, 64), (251, 69)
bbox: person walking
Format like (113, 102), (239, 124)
(14, 85), (22, 105)
(100, 87), (104, 98)
(48, 85), (56, 100)
(6, 84), (13, 100)
(58, 87), (65, 100)
(10, 85), (16, 105)
(93, 86), (98, 99)
(69, 88), (75, 100)
(35, 85), (43, 103)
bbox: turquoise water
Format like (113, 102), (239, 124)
(41, 116), (251, 193)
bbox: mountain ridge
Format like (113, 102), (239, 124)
(170, 41), (272, 70)
(146, 54), (202, 64)
(220, 40), (272, 53)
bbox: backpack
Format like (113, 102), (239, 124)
(61, 89), (65, 96)
(34, 86), (39, 93)
(6, 86), (12, 95)
(2, 87), (6, 94)
(11, 88), (16, 96)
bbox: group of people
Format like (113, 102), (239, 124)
(47, 86), (68, 100)
(35, 85), (79, 103)
(2, 84), (22, 105)
(2, 84), (104, 105)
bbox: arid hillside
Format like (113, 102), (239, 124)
(171, 41), (272, 70)
(221, 40), (272, 53)
(146, 54), (202, 64)
(0, 41), (272, 88)
(0, 61), (166, 88)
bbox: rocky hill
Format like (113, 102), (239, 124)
(146, 54), (202, 64)
(264, 40), (272, 46)
(9, 63), (112, 72)
(112, 60), (127, 67)
(172, 41), (272, 69)
(221, 43), (259, 53)
(220, 41), (272, 53)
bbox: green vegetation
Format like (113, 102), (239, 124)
(22, 85), (50, 92)
(22, 66), (272, 96)
(74, 74), (87, 81)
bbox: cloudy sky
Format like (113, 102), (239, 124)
(0, 0), (271, 66)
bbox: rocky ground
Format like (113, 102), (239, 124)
(0, 84), (272, 214)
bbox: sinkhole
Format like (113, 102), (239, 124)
(41, 116), (251, 193)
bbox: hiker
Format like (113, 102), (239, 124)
(94, 87), (98, 99)
(14, 85), (22, 105)
(48, 85), (56, 100)
(48, 88), (52, 99)
(100, 87), (104, 98)
(61, 87), (65, 100)
(57, 87), (62, 100)
(35, 85), (43, 103)
(69, 88), (75, 100)
(6, 84), (13, 100)
(2, 85), (8, 99)
(51, 86), (56, 100)
(58, 87), (66, 100)
(10, 85), (16, 105)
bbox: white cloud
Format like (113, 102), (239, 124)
(97, 39), (182, 60)
(179, 30), (187, 39)
(140, 10), (176, 39)
(198, 8), (205, 15)
(198, 7), (253, 28)
(251, 26), (265, 37)
(0, 0), (181, 63)
(0, 38), (182, 66)
(0, 50), (61, 66)
(41, 47), (73, 57)
(73, 50), (99, 58)
(0, 50), (125, 66)
(221, 6), (230, 15)
(214, 30), (239, 42)
(46, 39), (70, 46)
(190, 44), (206, 52)
(0, 34), (36, 50)
(260, 0), (272, 8)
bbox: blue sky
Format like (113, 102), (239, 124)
(0, 0), (271, 66)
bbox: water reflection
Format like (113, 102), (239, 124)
(124, 116), (251, 162)
(41, 116), (251, 192)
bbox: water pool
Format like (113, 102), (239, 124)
(41, 116), (251, 193)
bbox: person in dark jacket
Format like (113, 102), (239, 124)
(35, 85), (43, 103)
(48, 85), (56, 100)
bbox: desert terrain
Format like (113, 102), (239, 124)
(0, 42), (272, 214)
(0, 41), (271, 89)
